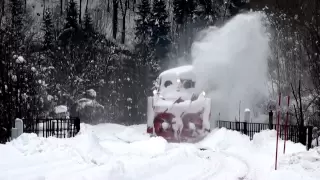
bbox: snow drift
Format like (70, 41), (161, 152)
(1, 123), (319, 180)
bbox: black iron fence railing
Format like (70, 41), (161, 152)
(217, 120), (312, 150)
(0, 117), (80, 144)
(23, 117), (81, 138)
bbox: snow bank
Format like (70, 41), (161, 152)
(271, 147), (320, 180)
(115, 126), (151, 143)
(252, 129), (306, 154)
(198, 127), (251, 151)
(198, 127), (317, 180)
(1, 122), (320, 180)
(0, 144), (23, 161)
(69, 132), (111, 165)
(6, 129), (111, 165)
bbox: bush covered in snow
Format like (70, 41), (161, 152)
(70, 89), (104, 125)
(52, 105), (69, 118)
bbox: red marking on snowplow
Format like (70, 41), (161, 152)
(147, 111), (208, 143)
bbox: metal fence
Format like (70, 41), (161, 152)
(217, 120), (312, 149)
(23, 117), (81, 138)
(0, 117), (80, 144)
(0, 125), (8, 144)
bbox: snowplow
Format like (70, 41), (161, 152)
(147, 65), (212, 143)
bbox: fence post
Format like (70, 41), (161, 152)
(75, 117), (80, 134)
(236, 121), (240, 131)
(269, 110), (273, 129)
(244, 108), (250, 122)
(243, 122), (247, 135)
(307, 126), (313, 150)
(0, 126), (7, 143)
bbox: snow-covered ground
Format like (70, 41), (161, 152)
(1, 123), (320, 180)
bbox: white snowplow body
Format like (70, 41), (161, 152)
(146, 65), (212, 142)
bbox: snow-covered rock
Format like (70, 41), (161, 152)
(54, 105), (68, 114)
(70, 98), (104, 125)
(85, 89), (97, 99)
(53, 105), (69, 118)
(15, 56), (26, 64)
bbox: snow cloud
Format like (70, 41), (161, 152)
(191, 12), (271, 123)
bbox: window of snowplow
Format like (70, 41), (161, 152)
(164, 80), (173, 88)
(182, 79), (195, 89)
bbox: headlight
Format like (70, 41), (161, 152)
(188, 122), (196, 130)
(153, 90), (158, 95)
(162, 122), (170, 130)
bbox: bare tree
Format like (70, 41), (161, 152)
(119, 0), (129, 44)
(79, 0), (82, 25)
(107, 0), (110, 12)
(0, 0), (4, 17)
(112, 0), (118, 39)
(61, 0), (63, 15)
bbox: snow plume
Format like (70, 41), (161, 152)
(191, 12), (271, 124)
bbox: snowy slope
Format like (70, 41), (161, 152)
(1, 123), (320, 180)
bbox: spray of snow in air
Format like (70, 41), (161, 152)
(191, 12), (271, 124)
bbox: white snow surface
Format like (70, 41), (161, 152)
(159, 65), (194, 78)
(1, 123), (320, 180)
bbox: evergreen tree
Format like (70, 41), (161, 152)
(149, 0), (171, 71)
(134, 0), (152, 63)
(173, 0), (184, 25)
(172, 0), (195, 62)
(228, 0), (249, 16)
(132, 0), (152, 120)
(10, 0), (25, 51)
(194, 0), (224, 28)
(64, 0), (78, 29)
(173, 0), (195, 26)
(58, 0), (85, 45)
(82, 9), (95, 39)
(42, 9), (55, 50)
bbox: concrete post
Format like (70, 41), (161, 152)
(15, 118), (23, 136)
(11, 128), (18, 139)
(244, 108), (250, 123)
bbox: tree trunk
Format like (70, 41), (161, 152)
(297, 80), (306, 145)
(121, 12), (126, 44)
(66, 0), (69, 11)
(79, 0), (82, 25)
(132, 0), (136, 10)
(291, 80), (306, 145)
(112, 0), (118, 40)
(107, 0), (110, 12)
(43, 0), (45, 16)
(61, 0), (63, 15)
(86, 0), (89, 11)
(1, 0), (4, 16)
